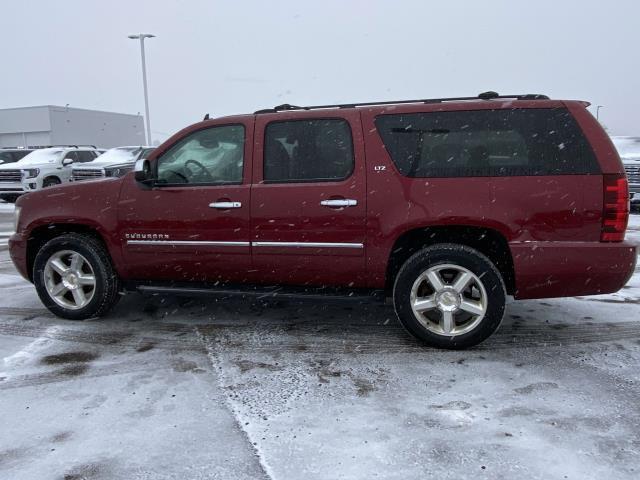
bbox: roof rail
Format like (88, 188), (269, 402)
(254, 91), (550, 114)
(40, 145), (98, 149)
(0, 145), (99, 150)
(0, 146), (41, 149)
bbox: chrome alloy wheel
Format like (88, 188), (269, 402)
(409, 264), (487, 337)
(43, 250), (96, 310)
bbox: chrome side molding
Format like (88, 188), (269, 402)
(252, 241), (363, 249)
(126, 240), (363, 249)
(127, 240), (250, 246)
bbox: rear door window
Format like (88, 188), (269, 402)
(76, 151), (96, 163)
(374, 108), (599, 177)
(264, 119), (354, 182)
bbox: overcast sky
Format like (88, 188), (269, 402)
(1, 0), (638, 142)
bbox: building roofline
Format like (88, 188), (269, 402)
(0, 105), (143, 118)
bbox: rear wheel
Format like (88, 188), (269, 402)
(393, 244), (506, 349)
(33, 234), (120, 320)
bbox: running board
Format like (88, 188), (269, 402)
(135, 284), (386, 303)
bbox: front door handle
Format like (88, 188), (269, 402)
(320, 199), (358, 208)
(209, 201), (242, 209)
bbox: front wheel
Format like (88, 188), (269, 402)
(0, 194), (19, 203)
(393, 244), (506, 349)
(33, 234), (121, 320)
(42, 177), (61, 188)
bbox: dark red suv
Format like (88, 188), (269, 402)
(9, 92), (637, 348)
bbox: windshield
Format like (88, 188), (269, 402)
(92, 147), (141, 163)
(0, 151), (30, 163)
(17, 149), (64, 165)
(140, 148), (155, 159)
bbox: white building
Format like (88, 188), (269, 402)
(0, 106), (145, 148)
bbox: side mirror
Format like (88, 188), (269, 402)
(62, 157), (74, 166)
(134, 158), (154, 184)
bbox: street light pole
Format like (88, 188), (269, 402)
(128, 34), (155, 145)
(596, 105), (603, 121)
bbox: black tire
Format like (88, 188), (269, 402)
(42, 177), (61, 188)
(0, 194), (19, 203)
(393, 243), (506, 349)
(33, 233), (121, 320)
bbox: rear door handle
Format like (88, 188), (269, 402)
(320, 199), (358, 207)
(209, 201), (242, 209)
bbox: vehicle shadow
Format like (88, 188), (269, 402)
(103, 292), (640, 352)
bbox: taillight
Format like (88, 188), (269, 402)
(601, 174), (629, 242)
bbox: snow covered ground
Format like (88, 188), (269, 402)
(0, 202), (639, 479)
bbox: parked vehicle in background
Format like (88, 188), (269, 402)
(72, 146), (155, 182)
(0, 147), (35, 165)
(8, 92), (636, 349)
(611, 136), (640, 209)
(0, 146), (100, 202)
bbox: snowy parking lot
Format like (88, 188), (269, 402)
(0, 201), (639, 479)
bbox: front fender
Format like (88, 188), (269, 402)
(16, 178), (125, 275)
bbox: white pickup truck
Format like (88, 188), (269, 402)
(72, 146), (155, 182)
(0, 146), (99, 202)
(611, 136), (640, 210)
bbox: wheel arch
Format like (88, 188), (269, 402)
(26, 223), (112, 282)
(385, 225), (516, 295)
(42, 175), (62, 185)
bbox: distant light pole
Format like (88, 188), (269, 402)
(128, 33), (155, 145)
(596, 105), (604, 121)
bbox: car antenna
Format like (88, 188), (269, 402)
(203, 113), (210, 120)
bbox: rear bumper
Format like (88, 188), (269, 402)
(511, 241), (637, 300)
(8, 231), (30, 281)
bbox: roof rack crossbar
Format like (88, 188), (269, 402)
(254, 92), (549, 114)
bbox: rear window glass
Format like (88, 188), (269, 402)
(374, 108), (599, 177)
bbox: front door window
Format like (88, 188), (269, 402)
(157, 125), (245, 185)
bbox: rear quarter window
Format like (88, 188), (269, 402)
(374, 108), (599, 177)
